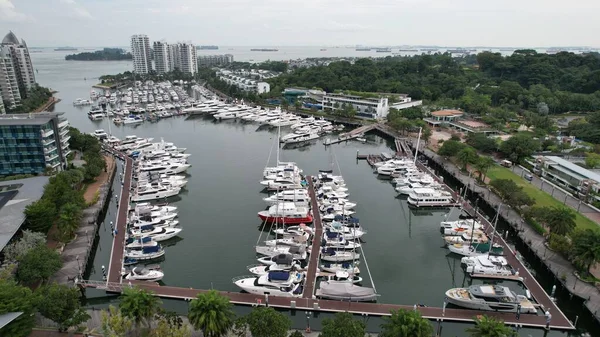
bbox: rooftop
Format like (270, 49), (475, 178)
(0, 112), (64, 126)
(0, 312), (23, 330)
(0, 176), (49, 252)
(544, 156), (600, 183)
(431, 109), (464, 117)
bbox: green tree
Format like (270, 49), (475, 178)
(457, 147), (478, 170)
(188, 290), (235, 337)
(390, 118), (413, 135)
(3, 230), (46, 263)
(57, 202), (83, 241)
(16, 245), (61, 284)
(438, 140), (467, 157)
(101, 305), (134, 337)
(570, 229), (600, 273)
(421, 126), (432, 144)
(240, 307), (291, 337)
(466, 133), (498, 153)
(23, 198), (57, 233)
(151, 311), (192, 337)
(0, 279), (37, 337)
(36, 283), (90, 332)
(474, 156), (495, 182)
(379, 309), (433, 337)
(320, 312), (365, 337)
(544, 206), (576, 236)
(289, 331), (304, 337)
(119, 287), (162, 330)
(585, 152), (600, 169)
(466, 315), (516, 337)
(499, 133), (540, 164)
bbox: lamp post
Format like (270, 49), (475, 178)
(305, 311), (311, 333)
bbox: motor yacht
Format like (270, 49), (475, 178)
(461, 255), (520, 279)
(316, 281), (377, 302)
(123, 116), (144, 125)
(263, 190), (310, 206)
(124, 245), (165, 260)
(323, 270), (363, 284)
(320, 247), (360, 262)
(407, 188), (454, 207)
(138, 162), (191, 175)
(445, 285), (536, 313)
(124, 266), (164, 281)
(258, 203), (313, 224)
(320, 262), (360, 275)
(92, 129), (108, 139)
(131, 185), (181, 202)
(233, 271), (303, 297)
(440, 219), (483, 235)
(128, 225), (182, 242)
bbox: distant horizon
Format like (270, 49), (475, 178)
(30, 45), (600, 50)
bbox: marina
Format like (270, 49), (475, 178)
(25, 50), (595, 334)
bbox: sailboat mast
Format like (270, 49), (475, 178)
(488, 204), (502, 254)
(276, 123), (281, 165)
(413, 127), (422, 164)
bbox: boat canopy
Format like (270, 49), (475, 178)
(319, 281), (377, 299)
(142, 245), (160, 253)
(273, 254), (293, 265)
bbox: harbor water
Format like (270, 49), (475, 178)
(30, 51), (591, 336)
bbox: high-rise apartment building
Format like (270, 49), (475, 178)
(0, 47), (21, 109)
(168, 42), (197, 75)
(0, 98), (5, 114)
(130, 34), (152, 74)
(153, 40), (170, 74)
(1, 31), (36, 92)
(198, 54), (234, 67)
(0, 112), (71, 175)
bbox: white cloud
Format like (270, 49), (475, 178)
(58, 0), (93, 19)
(0, 0), (33, 22)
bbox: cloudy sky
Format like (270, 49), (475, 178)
(0, 0), (598, 47)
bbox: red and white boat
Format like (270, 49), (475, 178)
(258, 202), (313, 224)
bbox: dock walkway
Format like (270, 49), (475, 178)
(107, 155), (132, 284)
(411, 145), (572, 329)
(303, 177), (323, 299)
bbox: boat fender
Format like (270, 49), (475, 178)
(466, 266), (473, 273)
(525, 289), (532, 300)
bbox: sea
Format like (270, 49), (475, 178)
(26, 49), (593, 336)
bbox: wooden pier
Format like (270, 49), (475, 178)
(85, 144), (574, 331)
(303, 177), (323, 299)
(107, 155), (133, 284)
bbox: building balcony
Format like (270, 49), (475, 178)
(41, 129), (54, 138)
(45, 153), (59, 162)
(61, 134), (71, 143)
(42, 137), (56, 146)
(59, 128), (68, 137)
(58, 120), (69, 129)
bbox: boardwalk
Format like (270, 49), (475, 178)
(303, 177), (323, 299)
(413, 151), (573, 330)
(347, 124), (376, 136)
(78, 279), (573, 330)
(107, 156), (132, 284)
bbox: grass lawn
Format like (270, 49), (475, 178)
(486, 165), (598, 231)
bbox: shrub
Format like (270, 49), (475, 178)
(548, 233), (571, 256)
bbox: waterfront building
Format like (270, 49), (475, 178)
(197, 54), (234, 67)
(153, 40), (171, 75)
(130, 34), (152, 74)
(1, 31), (36, 92)
(321, 92), (422, 119)
(424, 110), (496, 134)
(0, 112), (71, 175)
(0, 176), (48, 253)
(169, 42), (197, 75)
(534, 155), (600, 197)
(0, 97), (4, 114)
(0, 46), (21, 109)
(217, 69), (270, 94)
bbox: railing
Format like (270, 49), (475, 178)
(41, 129), (54, 138)
(75, 279), (126, 292)
(58, 120), (69, 129)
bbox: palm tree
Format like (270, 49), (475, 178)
(119, 287), (161, 331)
(379, 309), (433, 337)
(571, 229), (600, 273)
(474, 156), (495, 182)
(545, 206), (576, 236)
(56, 202), (83, 241)
(457, 147), (478, 171)
(188, 290), (235, 337)
(466, 315), (516, 337)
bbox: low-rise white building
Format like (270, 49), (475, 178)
(217, 69), (271, 94)
(321, 92), (421, 119)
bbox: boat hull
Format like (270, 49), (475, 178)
(258, 214), (313, 225)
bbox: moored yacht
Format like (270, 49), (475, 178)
(233, 271), (303, 297)
(407, 188), (454, 207)
(258, 203), (313, 224)
(445, 285), (535, 313)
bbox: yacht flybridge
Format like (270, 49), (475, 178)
(446, 285), (536, 313)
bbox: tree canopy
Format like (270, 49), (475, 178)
(499, 133), (540, 164)
(489, 179), (534, 209)
(466, 315), (516, 337)
(236, 307), (291, 337)
(16, 245), (61, 284)
(188, 290), (235, 337)
(379, 309), (433, 337)
(570, 229), (600, 273)
(0, 279), (37, 337)
(118, 287), (162, 329)
(37, 283), (90, 332)
(319, 312), (366, 337)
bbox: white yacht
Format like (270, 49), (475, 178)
(128, 226), (182, 242)
(407, 188), (454, 207)
(123, 116), (144, 125)
(248, 254), (299, 276)
(124, 245), (165, 260)
(92, 129), (108, 139)
(320, 262), (360, 275)
(233, 271), (303, 297)
(138, 162), (191, 175)
(461, 255), (520, 278)
(263, 190), (310, 206)
(441, 219), (483, 236)
(259, 177), (304, 191)
(395, 182), (426, 195)
(445, 285), (536, 313)
(280, 132), (320, 144)
(324, 222), (366, 240)
(124, 266), (164, 282)
(320, 247), (360, 262)
(131, 185), (181, 202)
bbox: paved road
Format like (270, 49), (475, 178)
(509, 165), (600, 224)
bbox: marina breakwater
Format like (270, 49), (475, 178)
(403, 140), (600, 329)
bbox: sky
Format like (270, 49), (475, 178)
(0, 0), (599, 48)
